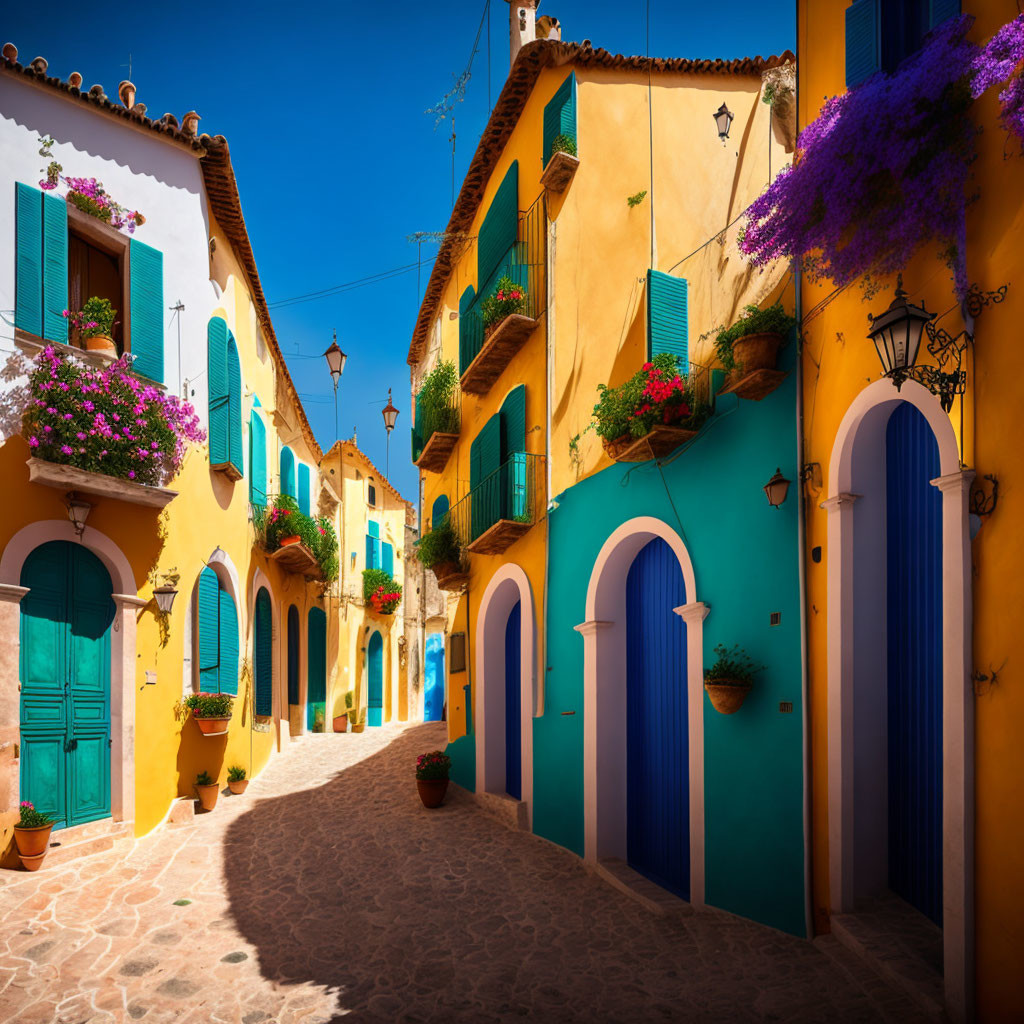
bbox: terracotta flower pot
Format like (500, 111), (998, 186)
(84, 333), (117, 356)
(333, 715), (349, 733)
(13, 823), (53, 858)
(417, 778), (449, 808)
(350, 720), (366, 734)
(195, 783), (220, 811)
(280, 535), (301, 547)
(228, 779), (248, 795)
(18, 852), (48, 872)
(730, 331), (783, 377)
(195, 716), (231, 736)
(431, 559), (459, 580)
(704, 680), (753, 715)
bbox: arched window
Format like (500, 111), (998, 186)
(280, 446), (296, 500)
(197, 566), (239, 695)
(254, 587), (273, 717)
(208, 316), (243, 479)
(432, 495), (450, 529)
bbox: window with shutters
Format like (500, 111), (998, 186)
(366, 520), (381, 570)
(195, 566), (240, 697)
(208, 317), (244, 480)
(543, 71), (577, 165)
(280, 446), (296, 499)
(298, 462), (311, 515)
(647, 271), (688, 364)
(368, 480), (377, 507)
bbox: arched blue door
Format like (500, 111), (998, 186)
(367, 632), (384, 726)
(505, 602), (522, 800)
(626, 537), (689, 899)
(424, 633), (445, 722)
(307, 608), (327, 731)
(886, 403), (943, 924)
(20, 541), (114, 831)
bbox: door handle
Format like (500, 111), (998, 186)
(64, 738), (78, 752)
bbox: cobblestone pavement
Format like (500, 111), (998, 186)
(0, 723), (931, 1024)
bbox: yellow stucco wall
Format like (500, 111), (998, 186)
(799, 2), (1024, 1015)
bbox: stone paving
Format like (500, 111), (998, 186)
(0, 723), (932, 1024)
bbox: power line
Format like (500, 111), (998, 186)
(267, 260), (425, 310)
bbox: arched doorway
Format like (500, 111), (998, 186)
(20, 541), (115, 830)
(307, 608), (327, 732)
(505, 602), (522, 800)
(287, 605), (300, 708)
(253, 588), (273, 718)
(367, 631), (383, 726)
(424, 633), (445, 722)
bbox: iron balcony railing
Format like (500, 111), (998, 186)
(459, 194), (547, 375)
(411, 388), (461, 463)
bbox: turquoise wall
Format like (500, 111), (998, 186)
(535, 354), (806, 936)
(447, 684), (476, 791)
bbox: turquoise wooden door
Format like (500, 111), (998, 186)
(424, 633), (445, 722)
(307, 607), (327, 731)
(367, 632), (383, 726)
(20, 542), (113, 831)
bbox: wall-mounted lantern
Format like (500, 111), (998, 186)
(867, 274), (935, 379)
(153, 583), (178, 615)
(65, 492), (92, 536)
(763, 468), (791, 509)
(713, 102), (734, 140)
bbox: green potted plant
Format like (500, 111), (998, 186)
(184, 692), (233, 735)
(714, 302), (796, 380)
(334, 691), (353, 733)
(312, 706), (326, 733)
(363, 568), (402, 614)
(703, 644), (763, 714)
(348, 706), (366, 734)
(13, 801), (55, 871)
(416, 519), (463, 583)
(415, 750), (452, 808)
(194, 771), (220, 811)
(64, 297), (117, 356)
(479, 275), (528, 337)
(550, 133), (577, 159)
(227, 765), (248, 795)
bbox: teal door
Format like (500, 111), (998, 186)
(367, 632), (383, 726)
(20, 541), (114, 831)
(307, 607), (327, 731)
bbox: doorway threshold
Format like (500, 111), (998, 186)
(592, 858), (693, 918)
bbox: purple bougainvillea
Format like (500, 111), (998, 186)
(740, 15), (1024, 297)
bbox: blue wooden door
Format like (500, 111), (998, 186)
(626, 537), (689, 899)
(886, 402), (943, 925)
(424, 633), (445, 722)
(20, 542), (113, 831)
(306, 608), (327, 731)
(367, 632), (383, 726)
(505, 602), (522, 800)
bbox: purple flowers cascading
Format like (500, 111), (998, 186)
(739, 14), (1024, 298)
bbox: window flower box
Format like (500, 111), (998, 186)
(540, 150), (579, 194)
(253, 495), (339, 583)
(460, 314), (538, 395)
(26, 457), (178, 509)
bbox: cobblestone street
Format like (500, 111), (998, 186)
(0, 723), (929, 1023)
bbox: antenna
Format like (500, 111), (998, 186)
(120, 53), (133, 81)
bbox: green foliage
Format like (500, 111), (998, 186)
(344, 690), (354, 710)
(363, 568), (402, 614)
(195, 771), (215, 787)
(227, 764), (246, 782)
(550, 133), (577, 158)
(627, 190), (648, 208)
(17, 801), (54, 829)
(415, 750), (452, 781)
(184, 692), (233, 718)
(348, 705), (366, 724)
(416, 519), (461, 570)
(479, 275), (527, 329)
(703, 644), (764, 686)
(714, 302), (797, 372)
(313, 706), (325, 733)
(67, 297), (117, 340)
(417, 359), (460, 438)
(68, 189), (113, 223)
(252, 494), (339, 584)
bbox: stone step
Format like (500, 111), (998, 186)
(43, 820), (131, 868)
(592, 858), (694, 918)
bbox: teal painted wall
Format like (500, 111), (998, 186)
(447, 684), (476, 791)
(536, 350), (806, 936)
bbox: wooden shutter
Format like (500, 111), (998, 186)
(287, 605), (300, 705)
(298, 463), (311, 515)
(431, 495), (450, 529)
(15, 183), (43, 337)
(928, 0), (959, 27)
(42, 192), (68, 343)
(412, 390), (424, 462)
(254, 588), (273, 717)
(477, 162), (519, 290)
(366, 520), (381, 569)
(382, 542), (394, 577)
(249, 410), (267, 505)
(647, 271), (688, 365)
(470, 414), (502, 538)
(129, 239), (164, 382)
(459, 284), (478, 375)
(499, 384), (527, 458)
(226, 334), (243, 476)
(846, 0), (880, 88)
(280, 446), (296, 499)
(207, 318), (229, 466)
(197, 567), (220, 692)
(218, 588), (238, 696)
(543, 71), (577, 165)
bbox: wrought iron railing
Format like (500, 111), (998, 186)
(411, 388), (461, 463)
(459, 194), (547, 374)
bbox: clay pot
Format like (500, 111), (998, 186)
(195, 783), (219, 811)
(84, 333), (117, 357)
(350, 720), (366, 734)
(730, 331), (783, 378)
(13, 823), (53, 858)
(431, 560), (459, 581)
(417, 778), (449, 808)
(18, 852), (48, 871)
(228, 779), (248, 796)
(333, 715), (349, 733)
(195, 716), (230, 736)
(280, 535), (301, 547)
(704, 680), (753, 715)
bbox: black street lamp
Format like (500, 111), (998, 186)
(867, 274), (934, 379)
(713, 102), (734, 141)
(763, 468), (791, 509)
(324, 331), (347, 442)
(382, 388), (399, 478)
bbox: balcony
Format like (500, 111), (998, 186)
(459, 195), (546, 396)
(412, 389), (461, 474)
(444, 452), (545, 557)
(540, 150), (579, 194)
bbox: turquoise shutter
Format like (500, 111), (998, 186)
(478, 162), (519, 289)
(412, 390), (424, 462)
(197, 567), (220, 692)
(846, 0), (880, 88)
(280, 447), (296, 499)
(42, 192), (68, 343)
(218, 589), (238, 696)
(499, 384), (527, 457)
(367, 520), (381, 569)
(459, 284), (478, 375)
(254, 588), (273, 717)
(471, 414), (502, 538)
(928, 0), (959, 27)
(207, 318), (229, 466)
(499, 385), (527, 524)
(249, 410), (267, 505)
(647, 270), (688, 365)
(382, 542), (394, 577)
(543, 71), (577, 164)
(15, 183), (43, 337)
(431, 495), (450, 529)
(129, 239), (164, 382)
(226, 334), (243, 475)
(298, 464), (311, 515)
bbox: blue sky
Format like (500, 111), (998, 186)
(5, 1), (794, 501)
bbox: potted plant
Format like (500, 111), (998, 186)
(550, 133), (577, 159)
(63, 297), (117, 356)
(334, 691), (353, 733)
(252, 496), (339, 584)
(13, 801), (55, 871)
(363, 568), (402, 614)
(415, 750), (452, 808)
(703, 644), (763, 714)
(227, 765), (248, 795)
(184, 692), (233, 735)
(479, 275), (528, 338)
(714, 302), (796, 380)
(416, 519), (463, 582)
(348, 707), (366, 734)
(194, 771), (220, 811)
(312, 706), (326, 733)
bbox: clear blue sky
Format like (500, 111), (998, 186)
(5, 1), (794, 502)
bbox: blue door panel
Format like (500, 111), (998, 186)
(505, 603), (522, 800)
(886, 402), (943, 925)
(425, 633), (445, 723)
(626, 537), (689, 899)
(367, 632), (384, 726)
(306, 607), (327, 731)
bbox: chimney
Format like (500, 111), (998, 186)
(507, 0), (541, 68)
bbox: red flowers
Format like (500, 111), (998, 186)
(369, 584), (401, 613)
